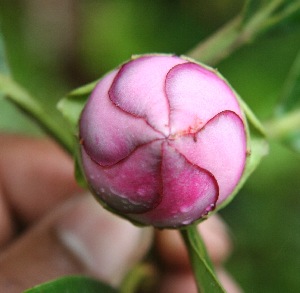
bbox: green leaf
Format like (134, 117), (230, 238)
(57, 79), (99, 187)
(23, 276), (118, 293)
(180, 225), (226, 293)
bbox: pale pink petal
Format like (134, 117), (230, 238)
(166, 62), (242, 136)
(128, 142), (219, 228)
(81, 141), (163, 214)
(170, 111), (246, 204)
(109, 55), (186, 136)
(80, 70), (163, 166)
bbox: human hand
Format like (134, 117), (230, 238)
(0, 134), (242, 293)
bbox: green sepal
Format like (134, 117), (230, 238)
(57, 79), (101, 187)
(23, 275), (118, 293)
(216, 95), (268, 212)
(57, 79), (100, 131)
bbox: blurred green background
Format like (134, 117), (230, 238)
(0, 1), (299, 292)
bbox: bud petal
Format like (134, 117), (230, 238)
(79, 54), (247, 228)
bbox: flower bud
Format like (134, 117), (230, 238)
(79, 54), (247, 228)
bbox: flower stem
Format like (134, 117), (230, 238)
(0, 73), (74, 154)
(264, 110), (300, 140)
(187, 0), (297, 66)
(180, 225), (226, 293)
(187, 16), (243, 66)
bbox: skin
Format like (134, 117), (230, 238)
(0, 134), (242, 293)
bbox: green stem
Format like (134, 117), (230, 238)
(187, 0), (291, 65)
(187, 16), (243, 65)
(264, 110), (300, 140)
(0, 74), (74, 154)
(180, 225), (226, 293)
(263, 2), (300, 30)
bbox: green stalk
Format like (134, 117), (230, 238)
(187, 16), (243, 66)
(264, 110), (300, 140)
(187, 0), (292, 65)
(180, 225), (226, 293)
(0, 74), (74, 154)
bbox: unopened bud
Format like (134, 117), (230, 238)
(79, 54), (247, 228)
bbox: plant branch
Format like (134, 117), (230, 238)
(187, 0), (298, 65)
(264, 109), (300, 140)
(263, 2), (300, 30)
(0, 74), (74, 154)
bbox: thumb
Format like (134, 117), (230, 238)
(0, 194), (153, 293)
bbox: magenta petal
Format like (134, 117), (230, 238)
(80, 71), (163, 166)
(127, 142), (219, 228)
(109, 56), (186, 136)
(81, 141), (163, 213)
(166, 62), (243, 135)
(170, 111), (247, 204)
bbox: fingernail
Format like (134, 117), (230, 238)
(55, 194), (153, 285)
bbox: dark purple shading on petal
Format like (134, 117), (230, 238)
(165, 62), (243, 136)
(109, 55), (186, 136)
(81, 140), (164, 214)
(170, 111), (247, 204)
(127, 142), (219, 228)
(80, 70), (163, 166)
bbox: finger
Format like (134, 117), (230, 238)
(159, 272), (197, 293)
(155, 215), (232, 270)
(0, 134), (80, 245)
(0, 194), (153, 293)
(159, 268), (243, 293)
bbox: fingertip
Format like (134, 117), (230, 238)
(0, 194), (153, 292)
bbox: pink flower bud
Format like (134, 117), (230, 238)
(79, 55), (247, 228)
